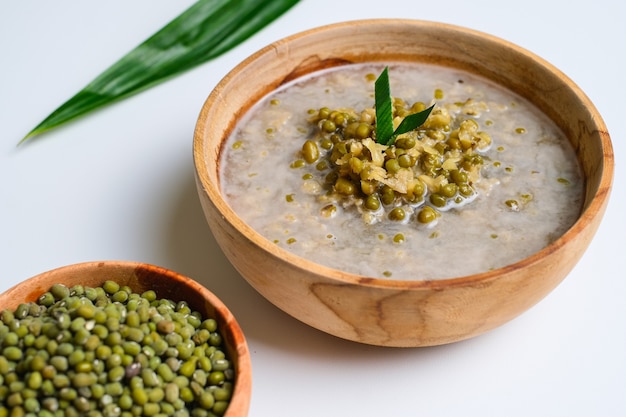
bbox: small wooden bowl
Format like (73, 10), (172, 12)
(0, 261), (252, 416)
(193, 19), (614, 347)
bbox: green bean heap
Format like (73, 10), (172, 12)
(0, 282), (234, 417)
(293, 93), (492, 227)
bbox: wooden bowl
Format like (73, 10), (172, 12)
(0, 261), (252, 416)
(193, 19), (613, 347)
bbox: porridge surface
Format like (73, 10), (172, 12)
(220, 63), (583, 279)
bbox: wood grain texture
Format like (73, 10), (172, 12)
(193, 19), (614, 347)
(0, 261), (252, 417)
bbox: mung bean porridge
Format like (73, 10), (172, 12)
(220, 63), (583, 280)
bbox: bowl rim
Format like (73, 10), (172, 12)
(194, 18), (614, 291)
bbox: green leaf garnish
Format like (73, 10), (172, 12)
(374, 67), (395, 146)
(393, 103), (436, 136)
(20, 0), (300, 144)
(374, 66), (435, 146)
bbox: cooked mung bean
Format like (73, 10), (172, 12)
(0, 281), (234, 417)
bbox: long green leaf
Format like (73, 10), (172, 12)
(20, 0), (300, 144)
(374, 66), (394, 146)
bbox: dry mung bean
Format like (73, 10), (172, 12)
(0, 281), (235, 417)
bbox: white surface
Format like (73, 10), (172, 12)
(1, 1), (624, 416)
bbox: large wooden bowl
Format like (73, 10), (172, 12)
(193, 19), (613, 347)
(0, 261), (252, 416)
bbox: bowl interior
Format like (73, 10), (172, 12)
(194, 19), (613, 282)
(0, 261), (252, 417)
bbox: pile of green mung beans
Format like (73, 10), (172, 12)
(289, 87), (493, 229)
(0, 281), (235, 417)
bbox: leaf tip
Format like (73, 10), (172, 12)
(17, 130), (37, 146)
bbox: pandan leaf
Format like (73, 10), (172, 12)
(392, 103), (435, 137)
(20, 0), (300, 144)
(374, 67), (394, 145)
(374, 66), (436, 146)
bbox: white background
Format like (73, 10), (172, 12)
(1, 1), (624, 416)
